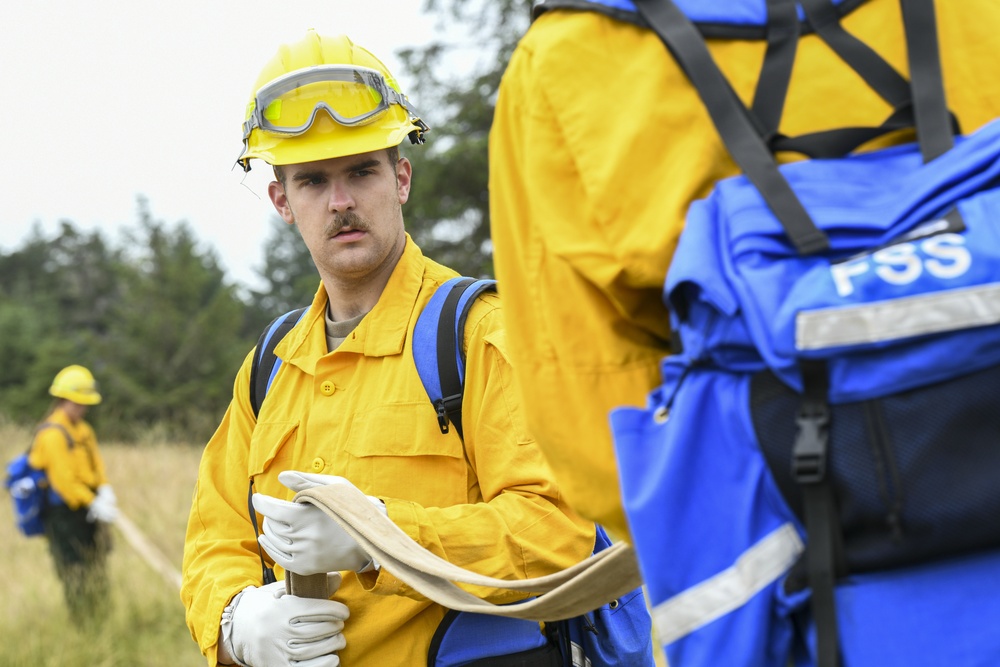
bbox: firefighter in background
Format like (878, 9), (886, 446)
(30, 364), (118, 625)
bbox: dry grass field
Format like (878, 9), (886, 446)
(2, 418), (668, 666)
(0, 419), (206, 666)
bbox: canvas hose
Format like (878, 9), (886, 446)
(286, 483), (643, 621)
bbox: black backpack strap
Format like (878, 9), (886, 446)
(633, 0), (953, 255)
(899, 0), (953, 161)
(750, 0), (800, 141)
(32, 422), (74, 454)
(249, 307), (308, 418)
(413, 277), (498, 441)
(245, 306), (307, 585)
(433, 279), (498, 442)
(791, 360), (845, 667)
(633, 0), (830, 255)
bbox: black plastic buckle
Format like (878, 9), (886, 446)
(792, 404), (830, 485)
(434, 399), (450, 434)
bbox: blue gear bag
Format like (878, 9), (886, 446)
(5, 423), (72, 537)
(608, 0), (1000, 665)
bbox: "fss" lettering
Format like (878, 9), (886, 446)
(830, 233), (971, 297)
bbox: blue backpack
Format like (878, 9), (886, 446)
(5, 423), (72, 536)
(605, 1), (1000, 666)
(251, 277), (655, 667)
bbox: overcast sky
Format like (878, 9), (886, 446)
(0, 1), (447, 290)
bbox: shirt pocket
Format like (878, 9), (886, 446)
(343, 403), (467, 507)
(248, 420), (300, 496)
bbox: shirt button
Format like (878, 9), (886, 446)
(320, 380), (335, 395)
(311, 458), (325, 472)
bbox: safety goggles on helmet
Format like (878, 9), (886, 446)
(242, 64), (428, 141)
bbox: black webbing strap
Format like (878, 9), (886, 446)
(750, 0), (800, 139)
(247, 307), (307, 585)
(435, 279), (473, 438)
(799, 0), (912, 109)
(791, 360), (843, 667)
(633, 0), (830, 255)
(433, 279), (497, 441)
(248, 477), (277, 585)
(899, 0), (954, 161)
(798, 0), (954, 163)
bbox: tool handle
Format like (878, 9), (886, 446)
(286, 572), (330, 599)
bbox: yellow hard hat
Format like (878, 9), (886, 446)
(238, 31), (429, 171)
(49, 365), (102, 405)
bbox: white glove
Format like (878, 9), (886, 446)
(96, 484), (117, 505)
(222, 575), (349, 667)
(87, 490), (119, 523)
(253, 471), (387, 575)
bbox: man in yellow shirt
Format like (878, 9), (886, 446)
(489, 0), (1000, 540)
(180, 30), (592, 667)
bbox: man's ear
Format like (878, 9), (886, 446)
(268, 181), (296, 225)
(396, 157), (412, 205)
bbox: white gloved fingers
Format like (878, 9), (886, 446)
(292, 653), (342, 667)
(253, 492), (308, 525)
(258, 533), (295, 568)
(277, 472), (386, 519)
(278, 470), (351, 493)
(254, 487), (372, 573)
(97, 484), (117, 504)
(229, 582), (349, 667)
(87, 493), (119, 524)
(288, 631), (347, 660)
(261, 514), (294, 547)
(284, 619), (346, 657)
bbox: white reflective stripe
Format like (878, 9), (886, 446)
(570, 641), (592, 667)
(652, 523), (804, 646)
(796, 282), (1000, 351)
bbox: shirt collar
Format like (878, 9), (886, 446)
(277, 234), (427, 372)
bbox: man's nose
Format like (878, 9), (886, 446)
(328, 184), (355, 213)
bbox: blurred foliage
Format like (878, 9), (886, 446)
(248, 217), (320, 322)
(0, 203), (254, 441)
(0, 0), (529, 442)
(399, 0), (532, 278)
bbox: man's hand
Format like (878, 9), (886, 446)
(96, 484), (117, 505)
(253, 471), (387, 575)
(222, 575), (348, 667)
(87, 491), (119, 524)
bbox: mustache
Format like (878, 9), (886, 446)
(327, 211), (369, 234)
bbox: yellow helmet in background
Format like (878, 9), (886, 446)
(238, 30), (429, 171)
(49, 365), (102, 405)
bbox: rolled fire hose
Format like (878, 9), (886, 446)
(285, 483), (643, 621)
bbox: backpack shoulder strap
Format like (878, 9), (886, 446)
(32, 422), (74, 454)
(412, 277), (498, 441)
(249, 307), (308, 418)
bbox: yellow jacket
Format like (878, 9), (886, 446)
(181, 237), (593, 666)
(489, 0), (1000, 538)
(27, 406), (107, 509)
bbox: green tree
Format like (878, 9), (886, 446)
(247, 216), (319, 327)
(398, 0), (532, 277)
(0, 223), (124, 423)
(96, 199), (251, 439)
